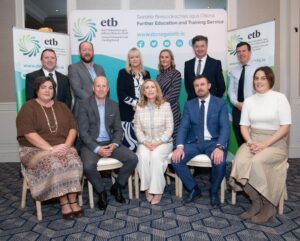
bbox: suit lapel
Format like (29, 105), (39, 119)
(55, 71), (61, 99)
(191, 98), (200, 123)
(207, 95), (214, 122)
(202, 55), (211, 75)
(80, 61), (93, 83)
(91, 96), (100, 134)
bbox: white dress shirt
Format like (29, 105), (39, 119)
(194, 55), (207, 75)
(198, 94), (212, 140)
(228, 60), (258, 106)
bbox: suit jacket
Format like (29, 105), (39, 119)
(117, 68), (151, 122)
(176, 95), (230, 148)
(184, 55), (225, 100)
(134, 102), (174, 143)
(25, 69), (72, 108)
(77, 95), (123, 152)
(68, 60), (106, 116)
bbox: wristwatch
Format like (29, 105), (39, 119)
(215, 144), (225, 151)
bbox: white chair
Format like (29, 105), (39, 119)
(176, 154), (227, 203)
(86, 157), (135, 208)
(21, 164), (83, 221)
(231, 160), (288, 215)
(134, 155), (179, 199)
(21, 166), (42, 221)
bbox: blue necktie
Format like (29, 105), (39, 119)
(199, 100), (205, 144)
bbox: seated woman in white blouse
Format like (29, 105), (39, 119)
(230, 66), (291, 224)
(134, 79), (174, 205)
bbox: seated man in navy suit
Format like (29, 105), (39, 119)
(172, 75), (229, 207)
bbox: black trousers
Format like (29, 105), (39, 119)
(232, 107), (245, 147)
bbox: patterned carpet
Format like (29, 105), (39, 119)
(0, 160), (299, 241)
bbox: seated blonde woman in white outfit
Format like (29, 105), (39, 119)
(134, 79), (174, 204)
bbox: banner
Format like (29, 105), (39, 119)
(13, 27), (70, 111)
(227, 21), (275, 155)
(69, 10), (227, 106)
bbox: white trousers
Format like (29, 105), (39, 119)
(136, 143), (173, 194)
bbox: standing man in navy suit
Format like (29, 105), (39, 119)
(172, 75), (229, 207)
(184, 35), (225, 100)
(26, 49), (72, 108)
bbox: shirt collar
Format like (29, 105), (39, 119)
(42, 68), (55, 76)
(196, 54), (207, 62)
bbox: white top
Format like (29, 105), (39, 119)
(240, 90), (292, 130)
(228, 61), (258, 105)
(198, 94), (212, 140)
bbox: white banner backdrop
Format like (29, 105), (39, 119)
(13, 27), (70, 111)
(227, 21), (275, 68)
(69, 10), (227, 104)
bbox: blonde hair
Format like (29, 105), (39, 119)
(158, 49), (176, 72)
(138, 79), (165, 108)
(125, 47), (146, 75)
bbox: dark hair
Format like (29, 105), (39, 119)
(33, 76), (56, 99)
(192, 35), (208, 45)
(253, 66), (275, 90)
(236, 42), (251, 51)
(193, 74), (210, 84)
(79, 41), (94, 51)
(40, 48), (56, 60)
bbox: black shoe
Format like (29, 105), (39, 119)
(110, 185), (126, 203)
(211, 193), (220, 208)
(98, 191), (108, 210)
(182, 186), (202, 205)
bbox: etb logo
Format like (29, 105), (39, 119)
(248, 30), (260, 39)
(100, 18), (118, 27)
(44, 38), (58, 46)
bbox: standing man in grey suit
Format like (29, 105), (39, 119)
(184, 35), (225, 100)
(69, 41), (106, 116)
(77, 76), (138, 210)
(26, 48), (72, 108)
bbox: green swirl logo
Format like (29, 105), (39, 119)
(73, 18), (97, 42)
(18, 35), (41, 57)
(227, 34), (243, 55)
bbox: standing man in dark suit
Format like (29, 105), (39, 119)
(172, 75), (229, 207)
(69, 41), (106, 117)
(184, 35), (225, 100)
(77, 76), (138, 210)
(26, 48), (72, 108)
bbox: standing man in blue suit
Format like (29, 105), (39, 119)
(172, 75), (230, 207)
(184, 35), (225, 100)
(69, 41), (106, 117)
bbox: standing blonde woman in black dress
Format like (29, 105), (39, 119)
(156, 49), (182, 141)
(117, 47), (150, 151)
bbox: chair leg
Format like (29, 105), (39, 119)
(88, 181), (94, 208)
(232, 189), (237, 205)
(134, 170), (139, 199)
(220, 177), (226, 204)
(21, 178), (27, 208)
(176, 175), (183, 198)
(278, 184), (287, 215)
(166, 167), (171, 185)
(78, 177), (85, 206)
(36, 201), (42, 221)
(128, 175), (133, 199)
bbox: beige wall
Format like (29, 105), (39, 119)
(0, 0), (16, 102)
(236, 0), (281, 90)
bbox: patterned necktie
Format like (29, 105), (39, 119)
(199, 100), (205, 144)
(237, 65), (246, 102)
(48, 72), (54, 79)
(196, 59), (202, 76)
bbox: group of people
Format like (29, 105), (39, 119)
(16, 35), (291, 225)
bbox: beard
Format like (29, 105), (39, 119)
(80, 54), (93, 63)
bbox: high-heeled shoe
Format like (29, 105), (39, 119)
(151, 194), (162, 205)
(69, 201), (84, 218)
(60, 203), (75, 220)
(145, 190), (154, 203)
